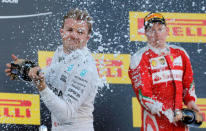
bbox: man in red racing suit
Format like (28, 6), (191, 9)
(128, 12), (200, 131)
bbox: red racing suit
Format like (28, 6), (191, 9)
(128, 44), (197, 131)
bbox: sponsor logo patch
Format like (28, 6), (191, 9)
(80, 69), (88, 77)
(150, 56), (167, 70)
(67, 64), (74, 72)
(152, 70), (183, 84)
(173, 56), (182, 67)
(151, 60), (157, 67)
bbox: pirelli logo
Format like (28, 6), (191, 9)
(132, 97), (206, 128)
(38, 51), (54, 68)
(38, 51), (131, 84)
(0, 93), (40, 125)
(129, 12), (206, 43)
(92, 54), (131, 84)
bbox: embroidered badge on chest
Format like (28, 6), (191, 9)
(159, 58), (165, 65)
(150, 56), (167, 70)
(151, 60), (157, 67)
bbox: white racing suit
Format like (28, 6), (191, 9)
(40, 45), (100, 131)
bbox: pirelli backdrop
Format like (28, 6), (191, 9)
(0, 0), (206, 131)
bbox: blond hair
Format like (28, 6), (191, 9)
(62, 8), (93, 34)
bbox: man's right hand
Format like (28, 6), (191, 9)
(174, 110), (183, 123)
(28, 67), (46, 91)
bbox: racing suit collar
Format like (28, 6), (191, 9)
(64, 46), (90, 63)
(147, 43), (170, 56)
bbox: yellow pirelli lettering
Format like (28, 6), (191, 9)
(0, 93), (40, 125)
(129, 12), (206, 43)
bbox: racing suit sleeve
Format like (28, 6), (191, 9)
(181, 51), (197, 105)
(128, 56), (164, 116)
(39, 69), (95, 123)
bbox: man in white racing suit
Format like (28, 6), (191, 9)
(40, 45), (99, 131)
(5, 9), (100, 131)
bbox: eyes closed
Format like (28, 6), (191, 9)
(65, 28), (86, 35)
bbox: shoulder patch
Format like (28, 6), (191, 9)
(130, 46), (149, 69)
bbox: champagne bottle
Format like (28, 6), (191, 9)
(10, 59), (37, 82)
(181, 108), (203, 128)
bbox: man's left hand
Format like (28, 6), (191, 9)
(28, 67), (46, 91)
(187, 101), (200, 113)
